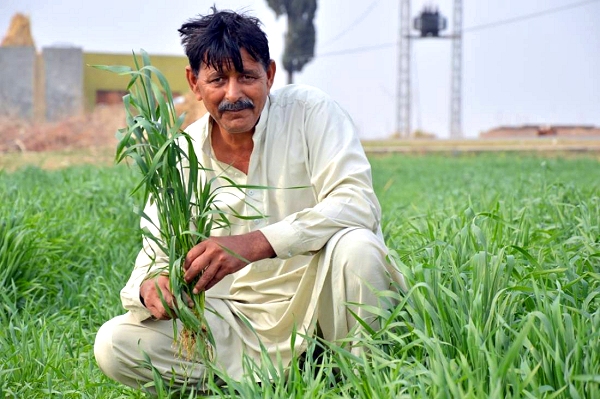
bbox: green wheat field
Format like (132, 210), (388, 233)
(1, 153), (599, 398)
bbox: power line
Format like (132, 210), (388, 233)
(463, 0), (600, 33)
(319, 0), (381, 48)
(317, 42), (396, 57)
(313, 0), (600, 58)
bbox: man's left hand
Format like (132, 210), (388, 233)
(183, 230), (275, 293)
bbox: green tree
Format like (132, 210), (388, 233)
(266, 0), (317, 84)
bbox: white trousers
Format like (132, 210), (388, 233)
(94, 228), (405, 391)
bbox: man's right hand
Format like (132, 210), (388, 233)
(139, 274), (178, 320)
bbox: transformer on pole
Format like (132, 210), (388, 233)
(396, 0), (463, 138)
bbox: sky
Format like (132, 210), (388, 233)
(1, 0), (599, 140)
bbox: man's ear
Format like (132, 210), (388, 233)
(266, 60), (276, 90)
(185, 66), (202, 101)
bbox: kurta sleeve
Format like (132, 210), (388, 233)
(119, 200), (169, 322)
(260, 93), (382, 259)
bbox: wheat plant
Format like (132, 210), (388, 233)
(95, 51), (254, 365)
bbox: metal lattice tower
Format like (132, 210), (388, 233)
(396, 0), (463, 139)
(396, 0), (411, 138)
(449, 0), (463, 138)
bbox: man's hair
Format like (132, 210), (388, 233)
(178, 8), (271, 76)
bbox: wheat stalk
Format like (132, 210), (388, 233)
(95, 50), (230, 363)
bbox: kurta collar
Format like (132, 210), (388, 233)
(253, 95), (270, 143)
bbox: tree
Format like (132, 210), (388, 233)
(266, 0), (317, 84)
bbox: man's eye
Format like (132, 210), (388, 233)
(211, 77), (224, 83)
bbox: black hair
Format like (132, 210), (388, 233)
(178, 7), (271, 76)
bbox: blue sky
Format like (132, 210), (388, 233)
(1, 0), (599, 139)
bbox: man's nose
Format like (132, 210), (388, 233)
(224, 79), (243, 102)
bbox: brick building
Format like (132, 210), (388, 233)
(480, 125), (600, 139)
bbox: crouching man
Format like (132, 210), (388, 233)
(94, 7), (405, 393)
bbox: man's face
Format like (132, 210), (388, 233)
(186, 48), (276, 136)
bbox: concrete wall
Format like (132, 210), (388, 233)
(0, 46), (36, 120)
(0, 48), (189, 121)
(43, 46), (83, 121)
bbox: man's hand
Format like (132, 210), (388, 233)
(183, 230), (275, 293)
(140, 274), (191, 320)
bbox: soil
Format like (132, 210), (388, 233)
(0, 92), (207, 170)
(0, 105), (125, 153)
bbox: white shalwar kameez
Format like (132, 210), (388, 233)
(94, 84), (405, 390)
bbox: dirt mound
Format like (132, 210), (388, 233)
(1, 13), (35, 47)
(0, 105), (125, 152)
(0, 93), (207, 153)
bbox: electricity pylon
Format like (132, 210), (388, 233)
(396, 0), (463, 138)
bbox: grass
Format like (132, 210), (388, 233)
(0, 153), (599, 398)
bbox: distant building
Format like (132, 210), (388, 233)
(83, 52), (190, 111)
(0, 13), (191, 122)
(480, 125), (600, 138)
(0, 47), (190, 122)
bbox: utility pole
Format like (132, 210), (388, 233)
(449, 0), (463, 138)
(396, 0), (411, 138)
(396, 1), (463, 139)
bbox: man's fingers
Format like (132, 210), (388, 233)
(147, 278), (178, 319)
(184, 243), (206, 271)
(204, 276), (220, 291)
(193, 264), (217, 294)
(148, 297), (173, 320)
(185, 254), (210, 283)
(155, 291), (174, 319)
(181, 291), (194, 308)
(150, 307), (172, 320)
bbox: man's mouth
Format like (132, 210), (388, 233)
(218, 99), (255, 113)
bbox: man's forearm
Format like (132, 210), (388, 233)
(243, 230), (277, 262)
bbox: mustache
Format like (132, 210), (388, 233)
(218, 98), (255, 112)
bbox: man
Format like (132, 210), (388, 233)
(94, 8), (405, 392)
